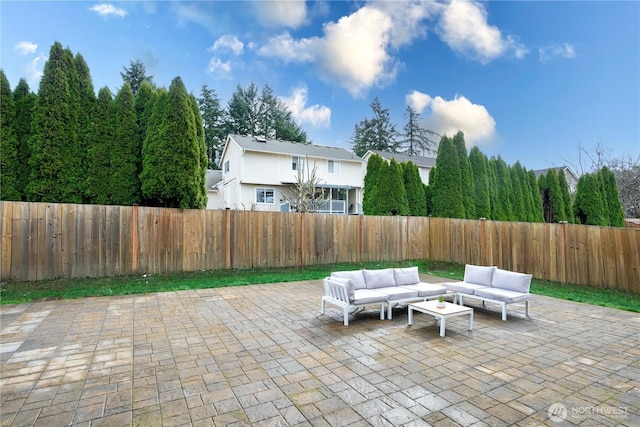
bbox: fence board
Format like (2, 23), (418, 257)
(1, 202), (12, 279)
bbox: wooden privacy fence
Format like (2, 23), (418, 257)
(1, 201), (639, 293)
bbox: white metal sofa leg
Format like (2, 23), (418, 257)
(501, 302), (507, 321)
(525, 300), (530, 317)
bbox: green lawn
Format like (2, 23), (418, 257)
(1, 259), (638, 313)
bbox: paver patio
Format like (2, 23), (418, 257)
(1, 275), (638, 426)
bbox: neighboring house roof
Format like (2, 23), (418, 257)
(533, 166), (579, 181)
(205, 169), (223, 192)
(226, 134), (362, 162)
(366, 150), (436, 168)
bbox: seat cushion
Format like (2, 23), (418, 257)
(403, 282), (448, 297)
(332, 270), (367, 290)
(351, 289), (388, 305)
(374, 286), (419, 301)
(474, 287), (532, 303)
(363, 268), (396, 289)
(491, 268), (532, 293)
(444, 281), (489, 295)
(464, 265), (496, 287)
(393, 267), (420, 286)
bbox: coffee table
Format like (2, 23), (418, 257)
(408, 300), (473, 337)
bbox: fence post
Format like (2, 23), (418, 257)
(225, 208), (231, 269)
(132, 204), (139, 275)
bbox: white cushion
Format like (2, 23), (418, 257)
(332, 270), (366, 290)
(393, 267), (420, 286)
(403, 283), (448, 297)
(475, 287), (532, 303)
(362, 269), (396, 289)
(329, 277), (355, 302)
(374, 287), (419, 300)
(491, 269), (532, 293)
(464, 265), (496, 287)
(351, 289), (388, 305)
(444, 281), (489, 295)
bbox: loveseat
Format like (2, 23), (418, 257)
(321, 267), (450, 325)
(445, 264), (532, 320)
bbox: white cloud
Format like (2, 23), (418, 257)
(255, 0), (307, 29)
(406, 90), (432, 114)
(209, 35), (244, 56)
(206, 58), (232, 76)
(172, 2), (214, 31)
(368, 1), (440, 49)
(437, 0), (527, 63)
(14, 41), (38, 55)
(26, 53), (48, 86)
(258, 32), (317, 62)
(539, 43), (576, 63)
(282, 86), (331, 128)
(90, 3), (127, 18)
(409, 91), (496, 146)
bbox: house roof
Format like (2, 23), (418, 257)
(228, 134), (362, 162)
(366, 150), (437, 168)
(533, 166), (579, 181)
(205, 169), (223, 191)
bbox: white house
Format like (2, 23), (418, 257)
(220, 134), (364, 213)
(205, 169), (224, 209)
(533, 166), (580, 194)
(362, 150), (437, 186)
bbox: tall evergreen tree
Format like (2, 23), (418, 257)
(401, 105), (437, 157)
(528, 170), (545, 222)
(510, 162), (527, 221)
(198, 84), (226, 168)
(431, 136), (465, 218)
(134, 80), (157, 191)
(141, 88), (168, 206)
(403, 161), (426, 216)
(557, 169), (574, 223)
(111, 82), (139, 205)
(598, 167), (625, 227)
(0, 70), (20, 200)
(72, 53), (96, 201)
(494, 156), (514, 221)
(121, 59), (153, 95)
(369, 158), (408, 215)
(189, 93), (209, 209)
(453, 131), (476, 219)
(487, 157), (503, 220)
(86, 87), (115, 204)
(28, 42), (83, 202)
(362, 154), (384, 215)
(469, 147), (490, 219)
(350, 97), (399, 157)
(546, 169), (567, 222)
(573, 173), (607, 226)
(12, 78), (37, 198)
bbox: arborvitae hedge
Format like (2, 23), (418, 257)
(86, 87), (114, 204)
(0, 70), (20, 200)
(573, 173), (607, 225)
(453, 131), (476, 219)
(363, 154), (384, 215)
(431, 136), (465, 218)
(469, 147), (490, 219)
(403, 161), (426, 216)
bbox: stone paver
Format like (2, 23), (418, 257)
(1, 275), (639, 426)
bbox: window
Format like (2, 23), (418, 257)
(328, 160), (340, 174)
(224, 160), (229, 173)
(256, 188), (275, 204)
(292, 156), (305, 171)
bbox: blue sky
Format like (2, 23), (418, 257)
(2, 1), (639, 171)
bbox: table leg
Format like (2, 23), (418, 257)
(408, 307), (413, 326)
(468, 311), (473, 331)
(439, 316), (446, 337)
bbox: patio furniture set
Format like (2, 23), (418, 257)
(321, 264), (533, 336)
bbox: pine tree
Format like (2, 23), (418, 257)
(189, 93), (208, 209)
(13, 78), (37, 198)
(557, 169), (574, 223)
(403, 161), (426, 215)
(350, 97), (399, 157)
(469, 147), (490, 219)
(121, 59), (153, 95)
(599, 167), (625, 227)
(453, 131), (476, 219)
(28, 42), (82, 202)
(86, 86), (114, 204)
(546, 169), (567, 223)
(141, 88), (168, 206)
(134, 80), (157, 192)
(401, 105), (437, 157)
(363, 154), (384, 215)
(111, 82), (139, 205)
(488, 158), (503, 220)
(369, 159), (408, 215)
(494, 157), (514, 221)
(431, 136), (465, 218)
(72, 53), (96, 202)
(510, 162), (527, 221)
(0, 70), (20, 200)
(198, 84), (226, 168)
(573, 173), (607, 226)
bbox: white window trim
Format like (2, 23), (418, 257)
(292, 156), (306, 171)
(224, 160), (229, 173)
(256, 187), (275, 204)
(328, 160), (340, 174)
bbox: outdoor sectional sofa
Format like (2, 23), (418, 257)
(445, 264), (533, 321)
(321, 267), (450, 325)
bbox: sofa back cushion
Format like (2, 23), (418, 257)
(491, 268), (532, 293)
(329, 277), (355, 301)
(332, 270), (366, 290)
(464, 265), (496, 287)
(363, 268), (396, 289)
(393, 267), (420, 286)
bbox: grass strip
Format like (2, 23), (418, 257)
(1, 260), (638, 313)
